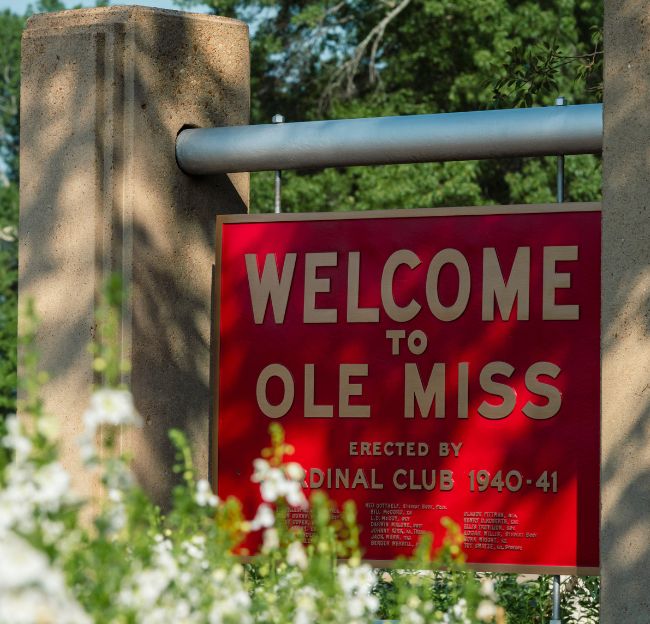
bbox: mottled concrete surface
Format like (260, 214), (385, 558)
(19, 6), (249, 504)
(602, 1), (650, 620)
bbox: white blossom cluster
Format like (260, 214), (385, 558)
(475, 577), (499, 622)
(78, 388), (142, 464)
(0, 532), (91, 624)
(0, 416), (73, 538)
(0, 385), (511, 624)
(0, 417), (90, 624)
(336, 563), (380, 622)
(118, 535), (252, 624)
(293, 585), (322, 624)
(195, 479), (219, 507)
(251, 457), (307, 508)
(82, 388), (142, 434)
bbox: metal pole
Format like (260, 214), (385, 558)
(176, 104), (603, 175)
(272, 113), (284, 213)
(551, 575), (561, 624)
(550, 96), (566, 624)
(556, 97), (566, 204)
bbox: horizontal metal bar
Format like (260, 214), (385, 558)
(176, 104), (603, 175)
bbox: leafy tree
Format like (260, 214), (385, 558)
(0, 9), (22, 418)
(0, 1), (603, 409)
(0, 9), (22, 184)
(176, 0), (602, 214)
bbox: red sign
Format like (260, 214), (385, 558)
(214, 203), (600, 573)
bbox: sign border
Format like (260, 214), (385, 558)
(212, 202), (601, 575)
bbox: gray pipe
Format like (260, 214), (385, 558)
(176, 104), (602, 175)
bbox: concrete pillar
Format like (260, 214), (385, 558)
(602, 1), (650, 621)
(19, 6), (249, 503)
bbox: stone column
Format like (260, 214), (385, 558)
(602, 1), (650, 621)
(19, 6), (249, 503)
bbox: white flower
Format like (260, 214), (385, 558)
(0, 532), (91, 624)
(294, 586), (320, 624)
(476, 599), (498, 621)
(40, 519), (65, 544)
(250, 503), (275, 530)
(32, 462), (70, 512)
(286, 541), (308, 570)
(105, 502), (127, 534)
(195, 479), (219, 507)
(153, 539), (178, 578)
(208, 590), (252, 624)
(251, 458), (270, 481)
(0, 532), (49, 590)
(262, 527), (279, 552)
(208, 567), (252, 624)
(0, 587), (91, 624)
(252, 458), (307, 508)
(83, 388), (142, 435)
(37, 415), (59, 442)
(400, 607), (425, 624)
(182, 538), (204, 561)
(294, 587), (320, 618)
(285, 462), (305, 480)
(337, 563), (379, 620)
(2, 416), (32, 463)
(445, 597), (469, 623)
(77, 431), (97, 464)
(479, 577), (497, 601)
(283, 479), (308, 507)
(454, 598), (467, 615)
(122, 569), (170, 609)
(0, 458), (76, 538)
(259, 468), (283, 502)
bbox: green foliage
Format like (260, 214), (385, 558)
(491, 28), (603, 108)
(89, 274), (131, 388)
(2, 328), (494, 622)
(0, 1), (604, 421)
(0, 8), (22, 419)
(185, 0), (604, 214)
(0, 238), (17, 418)
(0, 9), (22, 183)
(483, 573), (599, 624)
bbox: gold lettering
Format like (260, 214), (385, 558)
(245, 253), (296, 324)
(304, 252), (338, 323)
(347, 252), (380, 322)
(339, 364), (370, 418)
(256, 364), (294, 419)
(426, 249), (471, 321)
(457, 362), (469, 419)
(543, 246), (580, 320)
(304, 363), (333, 418)
(478, 361), (516, 420)
(404, 362), (445, 418)
(482, 247), (530, 321)
(522, 361), (562, 419)
(381, 250), (422, 322)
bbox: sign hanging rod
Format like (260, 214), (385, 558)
(176, 103), (602, 175)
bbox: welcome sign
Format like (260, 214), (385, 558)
(214, 203), (600, 573)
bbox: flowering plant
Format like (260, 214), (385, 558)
(0, 287), (597, 623)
